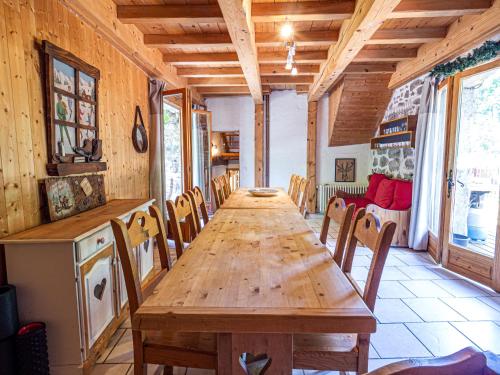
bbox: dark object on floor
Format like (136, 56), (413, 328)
(0, 336), (17, 375)
(366, 346), (496, 375)
(0, 285), (19, 340)
(15, 322), (50, 375)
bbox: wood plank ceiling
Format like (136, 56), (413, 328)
(113, 0), (494, 100)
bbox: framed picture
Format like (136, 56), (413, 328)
(335, 158), (356, 182)
(43, 40), (105, 175)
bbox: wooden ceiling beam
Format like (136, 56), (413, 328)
(217, 0), (263, 103)
(252, 1), (355, 22)
(188, 77), (248, 86)
(178, 67), (244, 77)
(390, 0), (492, 18)
(144, 33), (232, 48)
(260, 64), (320, 75)
(261, 75), (314, 84)
(198, 86), (271, 94)
(117, 4), (224, 24)
(256, 30), (339, 46)
(164, 52), (239, 65)
(390, 0), (500, 88)
(259, 50), (328, 63)
(367, 27), (447, 44)
(344, 63), (397, 74)
(353, 48), (418, 61)
(308, 0), (403, 101)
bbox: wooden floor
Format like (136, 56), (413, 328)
(88, 215), (500, 375)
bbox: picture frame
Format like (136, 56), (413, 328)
(335, 158), (356, 182)
(43, 40), (106, 176)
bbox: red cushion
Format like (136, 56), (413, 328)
(389, 180), (413, 210)
(365, 173), (388, 201)
(373, 179), (396, 208)
(343, 197), (372, 209)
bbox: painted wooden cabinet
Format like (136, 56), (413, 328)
(0, 199), (155, 374)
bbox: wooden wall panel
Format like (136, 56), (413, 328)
(0, 0), (149, 238)
(328, 73), (393, 146)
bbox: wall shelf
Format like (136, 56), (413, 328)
(370, 115), (417, 150)
(46, 161), (107, 176)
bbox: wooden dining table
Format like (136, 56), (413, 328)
(220, 187), (297, 209)
(133, 189), (376, 374)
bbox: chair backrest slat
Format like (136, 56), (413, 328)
(110, 205), (171, 316)
(298, 178), (312, 216)
(319, 196), (355, 266)
(288, 174), (297, 196)
(187, 186), (210, 233)
(342, 210), (396, 311)
(294, 177), (307, 206)
(211, 177), (224, 210)
(290, 176), (301, 203)
(166, 194), (198, 259)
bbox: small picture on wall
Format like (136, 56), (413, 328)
(53, 59), (75, 94)
(335, 158), (356, 182)
(54, 93), (75, 123)
(79, 71), (96, 100)
(78, 101), (95, 126)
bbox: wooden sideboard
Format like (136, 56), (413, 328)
(0, 199), (156, 374)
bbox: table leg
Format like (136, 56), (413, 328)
(217, 333), (293, 375)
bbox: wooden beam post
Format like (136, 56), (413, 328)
(389, 0), (500, 88)
(306, 101), (318, 213)
(217, 0), (263, 103)
(308, 0), (403, 101)
(255, 103), (264, 187)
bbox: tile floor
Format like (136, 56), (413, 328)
(91, 214), (500, 375)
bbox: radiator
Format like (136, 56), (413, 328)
(316, 183), (368, 213)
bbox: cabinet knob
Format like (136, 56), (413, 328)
(97, 237), (105, 245)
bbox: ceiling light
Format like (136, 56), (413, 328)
(291, 66), (298, 76)
(280, 23), (294, 39)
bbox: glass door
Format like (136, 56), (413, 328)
(162, 89), (191, 200)
(192, 110), (212, 203)
(441, 60), (500, 291)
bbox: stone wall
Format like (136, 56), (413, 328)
(371, 76), (425, 180)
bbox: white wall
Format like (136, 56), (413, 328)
(206, 96), (255, 187)
(316, 96), (371, 185)
(269, 91), (308, 188)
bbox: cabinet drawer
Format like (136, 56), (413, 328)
(77, 226), (114, 262)
(80, 246), (116, 350)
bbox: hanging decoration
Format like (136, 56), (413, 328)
(430, 40), (500, 79)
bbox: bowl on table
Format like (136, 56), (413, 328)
(248, 188), (279, 197)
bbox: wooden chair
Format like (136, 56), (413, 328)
(367, 347), (492, 375)
(319, 196), (356, 266)
(187, 186), (210, 234)
(110, 207), (216, 375)
(222, 174), (232, 195)
(294, 177), (307, 206)
(166, 194), (199, 259)
(211, 177), (224, 210)
(293, 210), (396, 374)
(290, 176), (301, 202)
(298, 178), (311, 216)
(218, 175), (230, 199)
(288, 174), (297, 196)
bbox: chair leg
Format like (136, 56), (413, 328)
(133, 330), (147, 375)
(134, 362), (147, 375)
(163, 366), (173, 375)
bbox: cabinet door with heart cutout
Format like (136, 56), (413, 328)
(80, 245), (116, 349)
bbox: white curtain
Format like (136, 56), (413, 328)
(409, 76), (439, 250)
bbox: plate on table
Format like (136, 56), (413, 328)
(248, 188), (279, 197)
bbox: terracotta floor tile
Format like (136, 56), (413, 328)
(395, 253), (435, 266)
(380, 267), (410, 281)
(97, 328), (126, 363)
(353, 255), (372, 267)
(478, 296), (500, 312)
(405, 322), (477, 356)
(351, 266), (369, 281)
(367, 358), (406, 372)
(402, 298), (466, 322)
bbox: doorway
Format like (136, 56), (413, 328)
(441, 60), (500, 291)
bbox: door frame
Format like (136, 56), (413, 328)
(192, 109), (213, 202)
(162, 88), (193, 192)
(440, 59), (500, 291)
